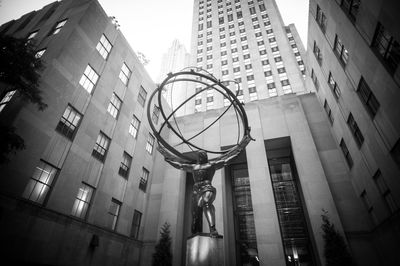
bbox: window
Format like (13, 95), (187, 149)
(334, 35), (349, 65)
(138, 86), (147, 107)
(373, 170), (397, 213)
(71, 183), (94, 219)
(267, 83), (276, 89)
(51, 19), (67, 35)
(311, 69), (320, 91)
(244, 54), (250, 59)
(107, 93), (122, 119)
(337, 0), (360, 21)
(245, 64), (252, 70)
(119, 63), (131, 85)
(271, 47), (279, 52)
(131, 210), (142, 239)
(79, 65), (99, 94)
(222, 60), (228, 66)
(281, 79), (290, 86)
(139, 168), (149, 192)
(242, 45), (249, 50)
(328, 72), (341, 99)
(247, 75), (254, 81)
(249, 7), (256, 14)
(119, 152), (132, 178)
(261, 59), (269, 65)
(107, 198), (121, 230)
(274, 56), (282, 62)
(129, 115), (141, 138)
(92, 132), (111, 162)
(268, 37), (276, 43)
(313, 41), (322, 64)
(316, 5), (327, 33)
(340, 139), (353, 168)
(207, 64), (213, 69)
(277, 67), (286, 74)
(22, 160), (57, 204)
(264, 71), (272, 77)
(56, 105), (82, 139)
(232, 48), (238, 53)
(371, 22), (400, 74)
(96, 34), (112, 59)
(152, 105), (160, 124)
(146, 133), (155, 154)
(222, 70), (229, 76)
(234, 67), (240, 73)
(260, 50), (267, 55)
(360, 190), (374, 215)
(347, 113), (364, 147)
(324, 100), (334, 124)
(27, 30), (38, 42)
(195, 99), (202, 105)
(0, 90), (16, 113)
(355, 78), (380, 118)
(35, 48), (46, 58)
(207, 21), (212, 28)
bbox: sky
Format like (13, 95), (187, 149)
(0, 0), (309, 81)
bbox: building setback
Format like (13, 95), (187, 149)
(0, 0), (166, 265)
(306, 0), (400, 265)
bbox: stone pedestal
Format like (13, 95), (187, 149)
(186, 233), (224, 266)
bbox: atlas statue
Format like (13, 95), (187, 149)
(147, 68), (253, 237)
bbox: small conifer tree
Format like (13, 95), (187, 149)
(152, 222), (172, 266)
(321, 210), (354, 266)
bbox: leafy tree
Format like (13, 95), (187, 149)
(321, 210), (354, 266)
(152, 222), (172, 266)
(0, 34), (46, 164)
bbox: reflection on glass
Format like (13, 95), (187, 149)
(231, 164), (259, 266)
(269, 157), (315, 266)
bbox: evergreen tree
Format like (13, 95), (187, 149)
(0, 34), (46, 164)
(321, 210), (354, 266)
(152, 222), (172, 266)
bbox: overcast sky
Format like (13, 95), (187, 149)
(0, 0), (309, 81)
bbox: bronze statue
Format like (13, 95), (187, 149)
(160, 133), (251, 237)
(147, 68), (253, 238)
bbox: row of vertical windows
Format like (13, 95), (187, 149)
(22, 159), (144, 234)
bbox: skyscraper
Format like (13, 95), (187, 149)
(306, 0), (400, 265)
(185, 0), (308, 114)
(157, 39), (190, 116)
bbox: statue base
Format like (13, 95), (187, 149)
(186, 233), (224, 266)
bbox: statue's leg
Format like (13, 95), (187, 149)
(191, 190), (202, 234)
(201, 190), (218, 237)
